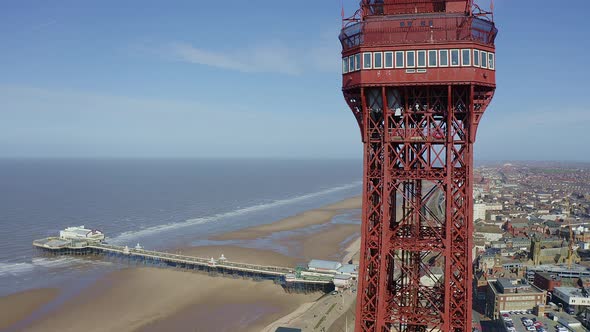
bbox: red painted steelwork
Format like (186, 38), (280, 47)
(340, 1), (497, 331)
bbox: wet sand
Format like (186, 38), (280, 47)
(215, 196), (361, 240)
(0, 288), (59, 330)
(13, 196), (362, 331)
(23, 267), (318, 332)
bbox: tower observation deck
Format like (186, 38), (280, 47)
(339, 1), (497, 331)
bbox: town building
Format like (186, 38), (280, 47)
(533, 272), (562, 292)
(486, 278), (546, 319)
(552, 287), (590, 314)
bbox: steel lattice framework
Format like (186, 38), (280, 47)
(340, 1), (497, 331)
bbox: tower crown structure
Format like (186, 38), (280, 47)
(340, 1), (497, 332)
(341, 0), (497, 95)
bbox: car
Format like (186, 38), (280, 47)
(502, 313), (511, 318)
(527, 326), (537, 331)
(507, 327), (516, 332)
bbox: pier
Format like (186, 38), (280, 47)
(33, 236), (341, 293)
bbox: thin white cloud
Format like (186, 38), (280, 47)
(167, 33), (341, 75)
(169, 42), (301, 75)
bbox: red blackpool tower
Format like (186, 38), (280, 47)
(339, 1), (497, 331)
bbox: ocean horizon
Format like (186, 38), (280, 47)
(0, 158), (362, 296)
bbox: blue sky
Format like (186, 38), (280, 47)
(1, 0), (588, 160)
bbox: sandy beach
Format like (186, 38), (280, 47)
(23, 268), (318, 332)
(7, 196), (362, 331)
(215, 196), (361, 240)
(0, 288), (59, 330)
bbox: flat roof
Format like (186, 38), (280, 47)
(493, 278), (541, 294)
(554, 286), (590, 298)
(308, 260), (341, 270)
(536, 272), (562, 281)
(528, 264), (590, 275)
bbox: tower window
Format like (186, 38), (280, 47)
(395, 51), (404, 68)
(417, 50), (426, 68)
(343, 57), (349, 73)
(384, 51), (394, 68)
(406, 51), (416, 68)
(363, 52), (372, 69)
(450, 49), (460, 66)
(374, 52), (383, 69)
(428, 50), (437, 67)
(439, 50), (449, 67)
(349, 56), (355, 72)
(355, 54), (361, 71)
(488, 53), (495, 70)
(481, 51), (488, 68)
(473, 50), (480, 67)
(462, 49), (471, 66)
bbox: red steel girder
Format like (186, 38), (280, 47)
(350, 84), (493, 332)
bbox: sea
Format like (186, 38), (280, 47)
(0, 158), (362, 297)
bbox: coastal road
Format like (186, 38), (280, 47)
(295, 286), (357, 331)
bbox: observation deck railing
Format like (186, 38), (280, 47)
(340, 16), (496, 51)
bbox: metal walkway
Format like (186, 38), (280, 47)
(33, 237), (336, 292)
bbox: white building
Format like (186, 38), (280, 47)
(308, 260), (342, 274)
(59, 226), (104, 242)
(553, 287), (590, 307)
(333, 274), (353, 289)
(474, 203), (503, 221)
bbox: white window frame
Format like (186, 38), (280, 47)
(384, 51), (394, 69)
(481, 51), (488, 69)
(349, 56), (355, 72)
(450, 49), (460, 67)
(395, 51), (405, 68)
(373, 52), (383, 69)
(439, 50), (449, 67)
(417, 50), (427, 68)
(343, 57), (349, 74)
(488, 52), (495, 70)
(428, 50), (438, 67)
(355, 54), (361, 71)
(461, 49), (471, 66)
(363, 52), (372, 69)
(406, 50), (416, 68)
(473, 49), (480, 67)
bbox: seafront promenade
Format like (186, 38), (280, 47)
(33, 236), (338, 293)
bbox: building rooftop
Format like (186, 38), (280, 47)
(337, 264), (358, 275)
(308, 260), (342, 271)
(536, 272), (562, 282)
(554, 286), (590, 298)
(495, 278), (534, 293)
(528, 264), (590, 275)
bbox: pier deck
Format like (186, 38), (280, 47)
(33, 237), (337, 292)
